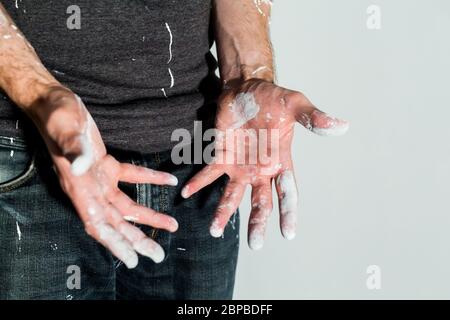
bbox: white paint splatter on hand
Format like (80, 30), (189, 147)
(276, 170), (298, 240)
(70, 96), (95, 176)
(312, 119), (349, 136)
(253, 0), (273, 16)
(229, 93), (261, 129)
(210, 217), (223, 238)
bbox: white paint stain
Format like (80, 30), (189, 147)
(229, 212), (237, 230)
(10, 150), (14, 157)
(251, 66), (270, 76)
(229, 93), (261, 129)
(276, 170), (298, 240)
(123, 215), (138, 222)
(97, 223), (139, 269)
(210, 218), (223, 238)
(168, 68), (174, 88)
(70, 96), (95, 176)
(16, 221), (22, 240)
(312, 121), (349, 136)
(52, 70), (65, 75)
(177, 247), (186, 251)
(160, 22), (175, 96)
(253, 0), (272, 16)
(165, 22), (173, 63)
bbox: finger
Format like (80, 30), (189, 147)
(105, 205), (166, 263)
(210, 181), (246, 238)
(287, 93), (349, 136)
(275, 170), (298, 240)
(248, 181), (273, 250)
(115, 220), (165, 264)
(85, 221), (138, 269)
(306, 110), (349, 136)
(118, 163), (178, 186)
(181, 164), (224, 198)
(111, 190), (178, 232)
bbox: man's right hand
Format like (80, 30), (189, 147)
(28, 86), (179, 268)
(2, 6), (178, 268)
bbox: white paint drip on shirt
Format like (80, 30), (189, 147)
(161, 22), (175, 97)
(165, 22), (173, 63)
(168, 68), (174, 88)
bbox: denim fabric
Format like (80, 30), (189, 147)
(0, 136), (239, 300)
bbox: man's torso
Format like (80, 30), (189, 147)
(0, 0), (220, 152)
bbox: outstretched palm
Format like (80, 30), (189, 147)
(182, 79), (349, 249)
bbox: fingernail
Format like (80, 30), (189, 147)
(181, 186), (190, 198)
(134, 239), (165, 264)
(210, 218), (223, 238)
(282, 229), (296, 240)
(123, 251), (139, 269)
(249, 233), (264, 250)
(171, 218), (179, 232)
(168, 175), (178, 186)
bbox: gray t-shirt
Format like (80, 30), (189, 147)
(0, 0), (220, 152)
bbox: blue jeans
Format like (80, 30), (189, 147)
(0, 135), (239, 300)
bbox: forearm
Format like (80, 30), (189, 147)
(213, 0), (274, 83)
(0, 4), (59, 110)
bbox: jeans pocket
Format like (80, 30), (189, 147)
(0, 137), (37, 193)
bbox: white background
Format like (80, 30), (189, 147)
(232, 0), (450, 299)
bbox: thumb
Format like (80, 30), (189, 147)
(53, 130), (94, 177)
(286, 92), (350, 136)
(69, 132), (95, 176)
